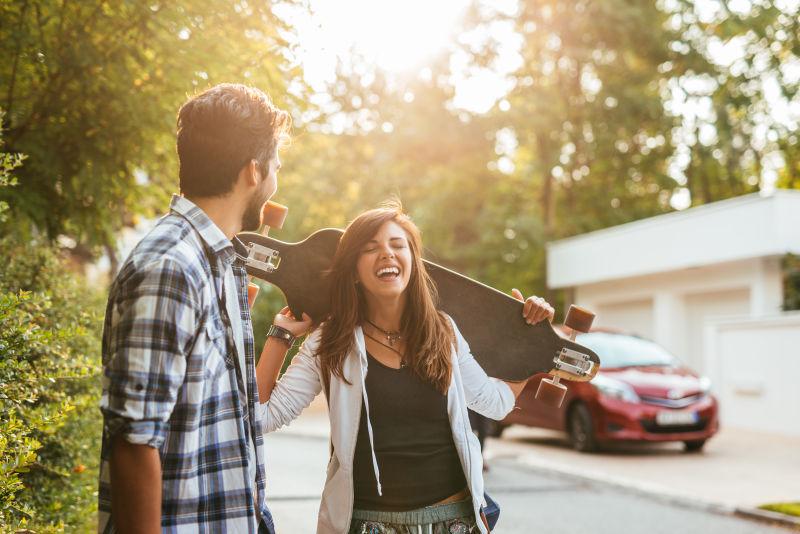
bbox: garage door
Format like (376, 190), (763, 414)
(685, 288), (750, 374)
(595, 299), (654, 340)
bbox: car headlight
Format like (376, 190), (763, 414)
(591, 375), (640, 403)
(699, 376), (712, 394)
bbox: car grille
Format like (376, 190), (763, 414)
(639, 393), (705, 409)
(640, 418), (709, 434)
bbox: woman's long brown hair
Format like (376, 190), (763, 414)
(316, 201), (455, 394)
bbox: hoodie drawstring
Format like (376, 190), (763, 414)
(359, 352), (383, 496)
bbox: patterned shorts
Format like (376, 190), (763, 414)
(349, 499), (479, 534)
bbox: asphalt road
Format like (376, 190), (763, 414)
(262, 431), (794, 534)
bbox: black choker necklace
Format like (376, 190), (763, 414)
(366, 319), (402, 346)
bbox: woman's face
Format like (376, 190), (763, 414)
(355, 220), (414, 303)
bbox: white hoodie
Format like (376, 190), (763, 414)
(259, 317), (516, 534)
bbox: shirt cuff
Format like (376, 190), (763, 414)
(104, 413), (168, 449)
(497, 379), (516, 416)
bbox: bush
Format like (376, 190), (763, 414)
(784, 254), (800, 312)
(0, 236), (103, 532)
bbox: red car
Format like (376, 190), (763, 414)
(497, 330), (719, 452)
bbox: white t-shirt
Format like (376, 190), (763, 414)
(223, 265), (258, 490)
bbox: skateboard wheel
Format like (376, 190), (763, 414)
(535, 378), (568, 408)
(247, 282), (260, 308)
(261, 201), (288, 230)
(564, 304), (595, 333)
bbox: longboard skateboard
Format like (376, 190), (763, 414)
(237, 228), (600, 399)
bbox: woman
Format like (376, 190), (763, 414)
(256, 202), (554, 534)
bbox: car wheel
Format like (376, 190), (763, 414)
(683, 439), (706, 453)
(568, 403), (598, 453)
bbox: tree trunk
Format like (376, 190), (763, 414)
(104, 239), (118, 278)
(536, 135), (557, 303)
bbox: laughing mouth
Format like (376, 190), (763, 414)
(375, 266), (401, 280)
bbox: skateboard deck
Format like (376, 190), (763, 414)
(236, 228), (599, 382)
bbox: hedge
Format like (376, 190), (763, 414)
(0, 236), (103, 532)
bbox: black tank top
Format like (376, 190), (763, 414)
(352, 352), (467, 511)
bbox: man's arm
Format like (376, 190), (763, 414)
(110, 438), (162, 534)
(102, 257), (199, 529)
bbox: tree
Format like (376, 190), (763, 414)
(0, 111), (24, 224)
(486, 0), (714, 242)
(664, 0), (799, 202)
(270, 52), (550, 298)
(1, 0), (304, 259)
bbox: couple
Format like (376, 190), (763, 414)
(98, 83), (554, 534)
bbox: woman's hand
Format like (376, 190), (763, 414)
(273, 306), (313, 338)
(511, 289), (555, 324)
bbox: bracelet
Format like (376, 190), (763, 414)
(267, 324), (295, 347)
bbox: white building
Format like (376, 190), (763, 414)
(547, 190), (800, 436)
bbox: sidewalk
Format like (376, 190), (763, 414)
(272, 395), (800, 526)
(488, 424), (800, 524)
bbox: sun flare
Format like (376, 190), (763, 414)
(297, 0), (470, 81)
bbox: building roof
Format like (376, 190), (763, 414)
(546, 189), (800, 289)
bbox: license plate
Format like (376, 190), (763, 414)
(656, 410), (699, 426)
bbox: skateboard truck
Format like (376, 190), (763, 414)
(245, 201), (288, 307)
(245, 242), (281, 273)
(552, 347), (595, 378)
(535, 305), (596, 408)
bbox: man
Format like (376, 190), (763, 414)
(98, 83), (289, 533)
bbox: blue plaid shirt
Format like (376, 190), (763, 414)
(98, 195), (273, 533)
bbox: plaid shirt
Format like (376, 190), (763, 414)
(98, 195), (273, 533)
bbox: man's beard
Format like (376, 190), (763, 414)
(241, 189), (269, 232)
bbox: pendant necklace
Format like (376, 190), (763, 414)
(363, 331), (407, 369)
(366, 319), (402, 347)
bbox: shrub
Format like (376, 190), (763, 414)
(0, 236), (103, 532)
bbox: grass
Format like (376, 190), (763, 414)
(759, 502), (800, 517)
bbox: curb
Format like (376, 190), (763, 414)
(505, 454), (732, 514)
(500, 453), (800, 529)
(734, 507), (800, 529)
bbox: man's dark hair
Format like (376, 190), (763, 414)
(177, 83), (291, 197)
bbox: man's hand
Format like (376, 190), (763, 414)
(110, 437), (161, 534)
(511, 288), (555, 324)
(273, 306), (313, 338)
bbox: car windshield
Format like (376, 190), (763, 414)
(576, 332), (679, 368)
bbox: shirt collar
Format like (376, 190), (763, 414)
(170, 194), (236, 265)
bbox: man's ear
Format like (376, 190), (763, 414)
(239, 159), (260, 188)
